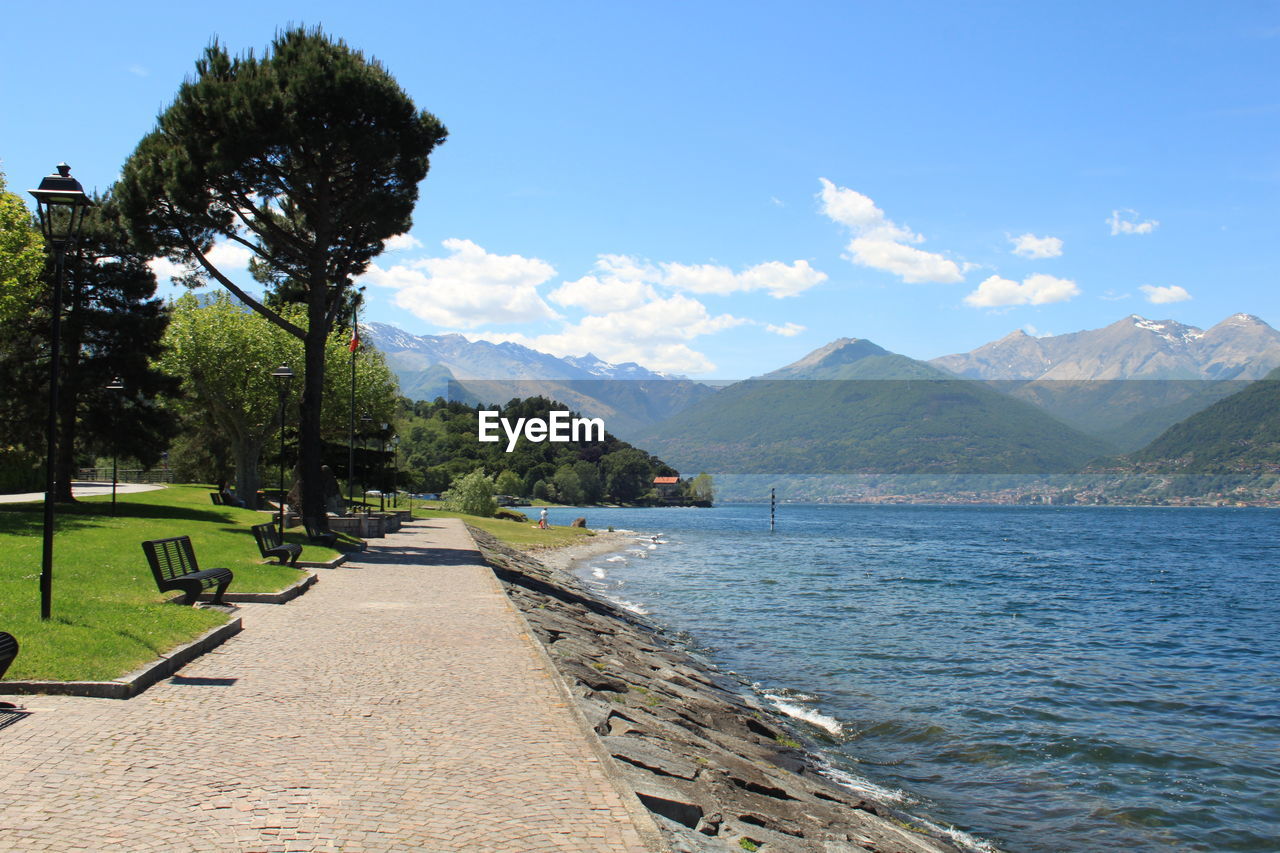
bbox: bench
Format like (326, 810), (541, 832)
(303, 516), (338, 548)
(0, 632), (17, 679)
(251, 522), (302, 566)
(141, 536), (233, 606)
(209, 491), (224, 505)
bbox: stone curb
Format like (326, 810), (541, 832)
(197, 572), (318, 604)
(0, 618), (243, 700)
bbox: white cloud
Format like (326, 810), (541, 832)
(359, 238), (558, 328)
(147, 257), (186, 283)
(660, 259), (827, 298)
(818, 178), (965, 284)
(1010, 233), (1063, 259)
(1107, 209), (1159, 236)
(146, 240), (252, 283)
(766, 322), (805, 337)
(1100, 290), (1132, 302)
(551, 253), (826, 306)
(128, 64), (149, 77)
(383, 233), (423, 252)
(477, 293), (746, 374)
(1140, 284), (1191, 304)
(205, 241), (254, 270)
(964, 274), (1080, 308)
(847, 237), (966, 284)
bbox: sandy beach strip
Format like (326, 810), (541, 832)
(532, 528), (641, 573)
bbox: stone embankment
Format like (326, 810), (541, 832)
(473, 529), (960, 853)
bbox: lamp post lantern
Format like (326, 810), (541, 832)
(29, 164), (94, 621)
(105, 377), (124, 515)
(271, 364), (294, 537)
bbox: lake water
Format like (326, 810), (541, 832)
(552, 503), (1280, 853)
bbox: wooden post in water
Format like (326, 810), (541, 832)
(770, 487), (776, 532)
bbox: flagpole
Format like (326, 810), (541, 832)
(348, 302), (358, 511)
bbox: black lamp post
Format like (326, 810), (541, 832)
(271, 364), (294, 537)
(378, 423), (389, 513)
(389, 435), (399, 509)
(29, 164), (93, 621)
(105, 376), (124, 515)
(359, 413), (373, 514)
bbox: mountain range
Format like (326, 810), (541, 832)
(929, 314), (1280, 450)
(930, 314), (1280, 380)
(637, 338), (1113, 475)
(364, 313), (1280, 481)
(361, 323), (715, 438)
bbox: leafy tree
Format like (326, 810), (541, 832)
(442, 468), (496, 517)
(573, 460), (603, 504)
(118, 27), (446, 525)
(602, 448), (652, 502)
(686, 472), (715, 503)
(0, 169), (44, 323)
(531, 479), (550, 502)
(553, 464), (583, 505)
(494, 469), (523, 496)
(52, 198), (179, 500)
(0, 189), (178, 500)
(161, 291), (397, 502)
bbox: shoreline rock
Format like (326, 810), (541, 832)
(472, 526), (961, 853)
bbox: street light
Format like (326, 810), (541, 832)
(29, 164), (94, 621)
(105, 377), (124, 515)
(359, 413), (373, 514)
(271, 364), (294, 537)
(389, 434), (400, 508)
(379, 423), (389, 513)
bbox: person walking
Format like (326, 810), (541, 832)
(539, 507), (548, 529)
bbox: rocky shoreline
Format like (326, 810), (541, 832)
(471, 527), (963, 853)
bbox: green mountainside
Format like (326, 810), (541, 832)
(1124, 369), (1280, 473)
(638, 339), (1113, 475)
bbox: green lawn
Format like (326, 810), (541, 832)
(0, 484), (340, 682)
(412, 501), (597, 550)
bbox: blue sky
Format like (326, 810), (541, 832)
(3, 1), (1277, 377)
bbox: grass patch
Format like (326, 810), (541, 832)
(413, 502), (598, 550)
(0, 484), (339, 681)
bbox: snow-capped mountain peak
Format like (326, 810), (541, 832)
(1129, 315), (1204, 344)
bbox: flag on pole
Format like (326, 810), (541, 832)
(348, 326), (360, 353)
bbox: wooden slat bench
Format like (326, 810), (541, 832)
(141, 536), (233, 606)
(0, 631), (18, 679)
(209, 492), (224, 505)
(251, 522), (302, 566)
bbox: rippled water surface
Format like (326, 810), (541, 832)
(558, 504), (1280, 852)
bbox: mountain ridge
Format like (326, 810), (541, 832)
(930, 313), (1280, 381)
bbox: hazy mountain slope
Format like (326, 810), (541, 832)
(639, 339), (1112, 475)
(361, 322), (717, 440)
(1125, 368), (1280, 472)
(929, 314), (1280, 449)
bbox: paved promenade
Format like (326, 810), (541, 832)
(0, 518), (657, 852)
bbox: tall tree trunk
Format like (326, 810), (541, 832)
(232, 436), (265, 507)
(299, 317), (329, 527)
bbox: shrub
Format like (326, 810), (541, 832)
(442, 469), (498, 517)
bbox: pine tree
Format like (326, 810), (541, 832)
(118, 27), (446, 526)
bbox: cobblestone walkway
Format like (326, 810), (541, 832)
(0, 518), (657, 852)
